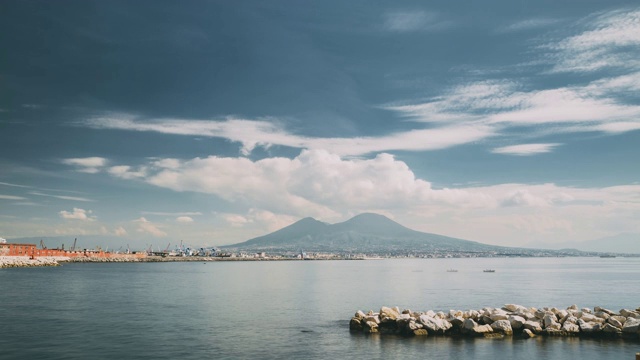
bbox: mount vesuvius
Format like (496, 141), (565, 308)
(224, 213), (514, 254)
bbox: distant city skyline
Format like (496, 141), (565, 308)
(1, 1), (639, 249)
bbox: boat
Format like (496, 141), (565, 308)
(446, 269), (458, 272)
(483, 269), (495, 273)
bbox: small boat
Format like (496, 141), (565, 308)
(446, 269), (458, 272)
(483, 269), (495, 273)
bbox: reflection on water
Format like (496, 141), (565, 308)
(0, 257), (639, 359)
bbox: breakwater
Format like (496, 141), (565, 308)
(0, 256), (68, 268)
(350, 305), (640, 340)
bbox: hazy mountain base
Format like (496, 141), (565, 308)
(224, 213), (566, 256)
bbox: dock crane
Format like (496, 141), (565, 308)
(71, 238), (77, 252)
(40, 239), (47, 249)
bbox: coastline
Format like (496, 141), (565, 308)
(0, 254), (366, 268)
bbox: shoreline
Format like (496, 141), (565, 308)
(0, 255), (367, 268)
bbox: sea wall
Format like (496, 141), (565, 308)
(350, 304), (640, 340)
(0, 256), (69, 268)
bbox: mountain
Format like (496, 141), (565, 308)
(538, 233), (640, 254)
(225, 213), (516, 254)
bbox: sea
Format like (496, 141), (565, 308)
(1, 257), (639, 359)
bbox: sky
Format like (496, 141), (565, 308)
(1, 0), (639, 250)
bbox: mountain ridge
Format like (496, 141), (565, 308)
(224, 213), (506, 253)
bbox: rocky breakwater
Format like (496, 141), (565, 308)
(0, 256), (69, 268)
(350, 304), (640, 340)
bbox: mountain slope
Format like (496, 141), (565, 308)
(225, 213), (507, 253)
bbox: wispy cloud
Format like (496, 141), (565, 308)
(30, 191), (93, 202)
(498, 18), (560, 33)
(547, 9), (640, 73)
(383, 10), (452, 32)
(62, 157), (108, 173)
(133, 217), (167, 237)
(0, 181), (31, 188)
(142, 211), (203, 216)
(176, 216), (194, 223)
(0, 194), (26, 200)
(84, 115), (495, 157)
(491, 143), (561, 156)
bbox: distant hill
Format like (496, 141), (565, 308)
(224, 213), (518, 254)
(541, 233), (640, 254)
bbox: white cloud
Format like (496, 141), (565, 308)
(492, 143), (560, 156)
(499, 18), (560, 33)
(549, 9), (640, 73)
(62, 157), (108, 173)
(114, 226), (128, 236)
(142, 211), (203, 216)
(99, 150), (640, 245)
(108, 165), (147, 179)
(176, 216), (194, 223)
(383, 11), (452, 32)
(59, 208), (96, 221)
(85, 116), (494, 157)
(133, 217), (167, 237)
(30, 191), (93, 202)
(0, 194), (26, 200)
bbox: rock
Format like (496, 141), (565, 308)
(601, 323), (621, 334)
(594, 311), (610, 320)
(355, 310), (366, 319)
(567, 304), (578, 311)
(413, 329), (428, 336)
(621, 317), (640, 333)
(578, 319), (596, 334)
(543, 314), (558, 329)
(449, 317), (464, 328)
(483, 333), (504, 339)
(620, 309), (639, 318)
(471, 324), (494, 336)
(380, 306), (400, 321)
(463, 318), (478, 332)
(419, 315), (452, 334)
(594, 307), (615, 315)
(607, 317), (623, 329)
(349, 317), (363, 331)
(364, 315), (380, 325)
(491, 320), (513, 335)
(581, 308), (592, 314)
(363, 321), (379, 334)
(524, 320), (543, 333)
(508, 315), (526, 330)
(503, 304), (527, 313)
(522, 329), (536, 338)
(561, 321), (580, 334)
(489, 309), (509, 321)
(610, 315), (626, 324)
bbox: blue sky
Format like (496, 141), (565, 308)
(1, 1), (639, 249)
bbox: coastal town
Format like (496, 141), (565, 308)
(1, 236), (634, 269)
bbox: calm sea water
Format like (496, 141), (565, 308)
(1, 257), (639, 359)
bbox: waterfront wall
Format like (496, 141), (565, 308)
(0, 256), (68, 268)
(350, 304), (640, 340)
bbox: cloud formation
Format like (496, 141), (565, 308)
(62, 157), (108, 173)
(59, 208), (96, 221)
(491, 143), (560, 156)
(133, 217), (167, 237)
(383, 11), (452, 32)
